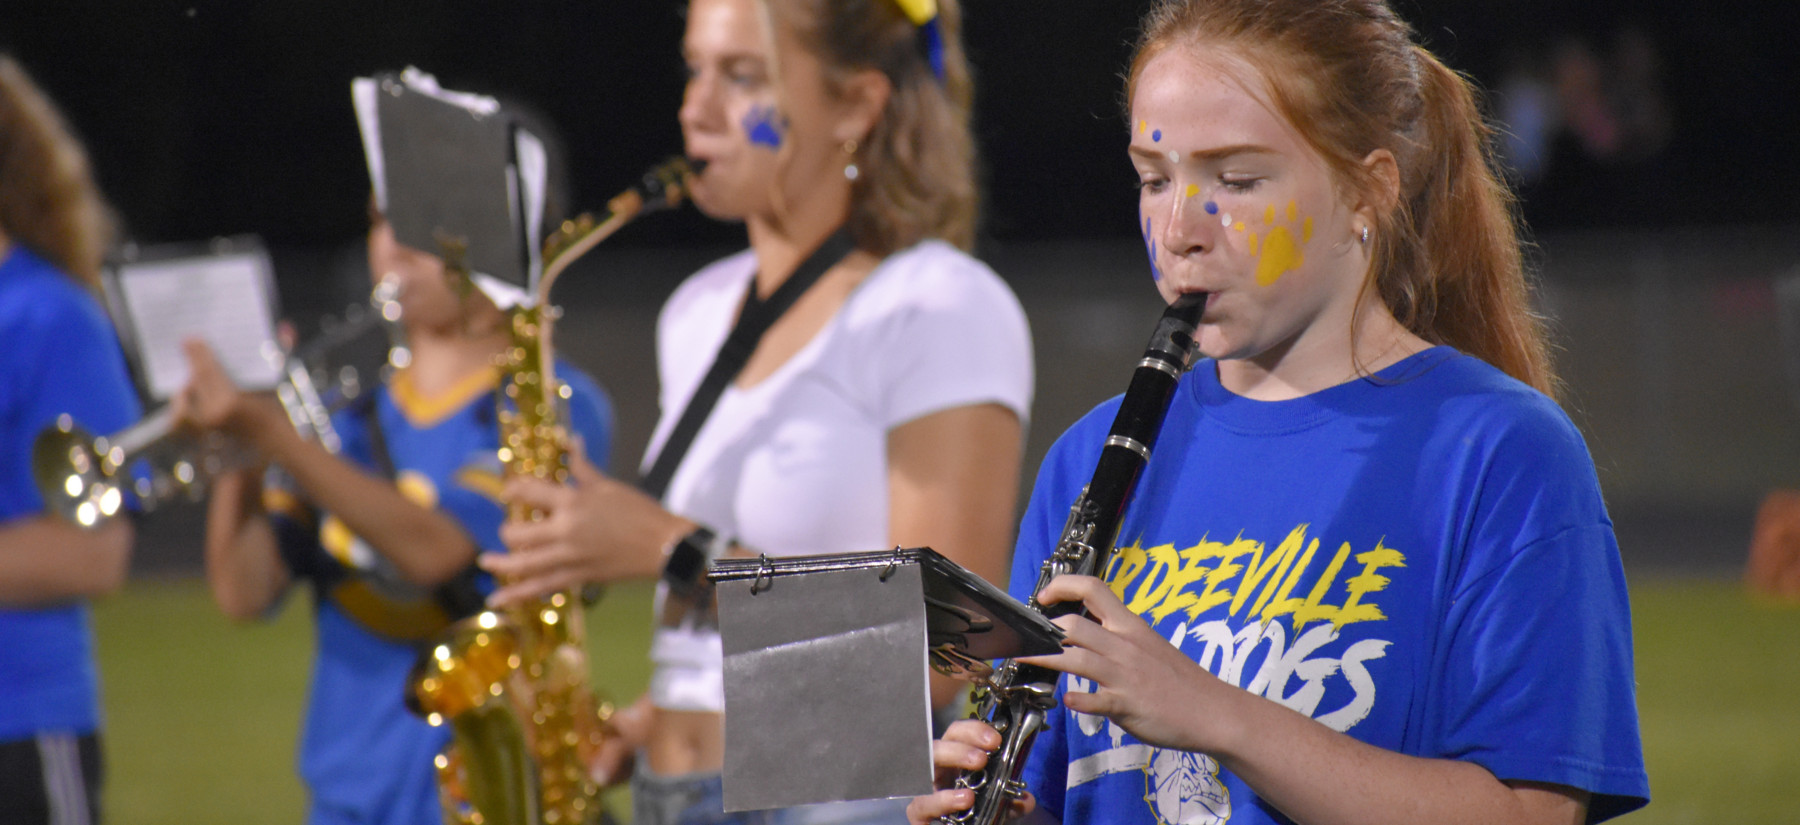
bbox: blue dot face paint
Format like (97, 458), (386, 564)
(1152, 129), (1163, 143)
(742, 104), (786, 150)
(1143, 216), (1163, 282)
(1204, 200), (1219, 215)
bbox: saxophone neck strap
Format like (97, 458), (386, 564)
(640, 227), (857, 499)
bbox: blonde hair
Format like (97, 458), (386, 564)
(0, 55), (116, 288)
(764, 0), (978, 254)
(1129, 0), (1557, 396)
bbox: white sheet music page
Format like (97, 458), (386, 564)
(117, 251), (284, 400)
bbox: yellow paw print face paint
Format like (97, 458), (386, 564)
(1232, 199), (1313, 286)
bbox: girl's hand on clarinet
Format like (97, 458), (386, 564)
(905, 720), (1035, 825)
(1020, 574), (1245, 755)
(483, 444), (690, 605)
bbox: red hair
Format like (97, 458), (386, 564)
(1129, 0), (1557, 396)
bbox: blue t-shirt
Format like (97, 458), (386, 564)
(266, 360), (613, 825)
(0, 246), (142, 741)
(1013, 348), (1649, 824)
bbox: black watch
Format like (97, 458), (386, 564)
(662, 526), (724, 594)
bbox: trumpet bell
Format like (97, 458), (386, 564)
(32, 416), (123, 528)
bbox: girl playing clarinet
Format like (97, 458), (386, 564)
(910, 1), (1649, 823)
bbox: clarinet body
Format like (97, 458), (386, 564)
(941, 291), (1205, 825)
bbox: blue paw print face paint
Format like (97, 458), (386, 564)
(742, 104), (787, 150)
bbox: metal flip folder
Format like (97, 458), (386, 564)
(709, 547), (1063, 812)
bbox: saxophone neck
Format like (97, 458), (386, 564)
(497, 301), (567, 527)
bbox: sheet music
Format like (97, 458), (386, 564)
(354, 68), (505, 218)
(356, 66), (528, 290)
(515, 128), (547, 292)
(116, 252), (284, 401)
(351, 77), (386, 212)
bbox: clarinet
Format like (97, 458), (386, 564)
(941, 291), (1205, 825)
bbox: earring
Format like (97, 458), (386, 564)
(842, 138), (860, 182)
(1359, 226), (1371, 245)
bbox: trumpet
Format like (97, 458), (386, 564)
(31, 277), (406, 527)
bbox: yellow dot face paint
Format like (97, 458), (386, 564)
(1185, 183), (1200, 199)
(1263, 204), (1276, 225)
(1286, 200), (1298, 222)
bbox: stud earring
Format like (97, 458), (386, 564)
(1359, 226), (1371, 245)
(842, 138), (860, 182)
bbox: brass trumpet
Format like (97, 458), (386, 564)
(31, 277), (406, 527)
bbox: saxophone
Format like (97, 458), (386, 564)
(939, 292), (1205, 825)
(407, 157), (703, 825)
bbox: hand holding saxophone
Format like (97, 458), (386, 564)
(482, 447), (694, 607)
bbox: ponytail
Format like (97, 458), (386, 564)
(1379, 49), (1556, 396)
(0, 55), (115, 289)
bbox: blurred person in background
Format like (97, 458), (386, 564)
(172, 99), (615, 824)
(480, 1), (1034, 824)
(0, 54), (139, 825)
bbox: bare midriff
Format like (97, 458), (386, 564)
(644, 707), (725, 776)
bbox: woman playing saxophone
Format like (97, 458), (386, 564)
(481, 2), (1033, 825)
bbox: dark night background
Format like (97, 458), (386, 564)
(9, 7), (1800, 815)
(3, 0), (1797, 255)
(5, 1), (1800, 576)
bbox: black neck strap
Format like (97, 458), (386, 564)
(640, 228), (857, 499)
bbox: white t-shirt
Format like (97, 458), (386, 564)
(644, 239), (1034, 712)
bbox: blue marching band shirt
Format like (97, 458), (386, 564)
(1012, 347), (1649, 825)
(0, 246), (142, 742)
(263, 360), (612, 825)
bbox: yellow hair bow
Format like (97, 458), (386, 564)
(892, 0), (937, 26)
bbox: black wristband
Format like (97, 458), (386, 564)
(662, 526), (723, 594)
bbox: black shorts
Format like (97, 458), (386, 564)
(0, 732), (102, 825)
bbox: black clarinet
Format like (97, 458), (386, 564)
(941, 291), (1205, 825)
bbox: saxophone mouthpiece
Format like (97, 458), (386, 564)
(639, 157), (709, 213)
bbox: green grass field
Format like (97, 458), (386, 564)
(93, 575), (1799, 823)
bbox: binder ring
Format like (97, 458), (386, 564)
(749, 554), (775, 595)
(878, 546), (906, 582)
